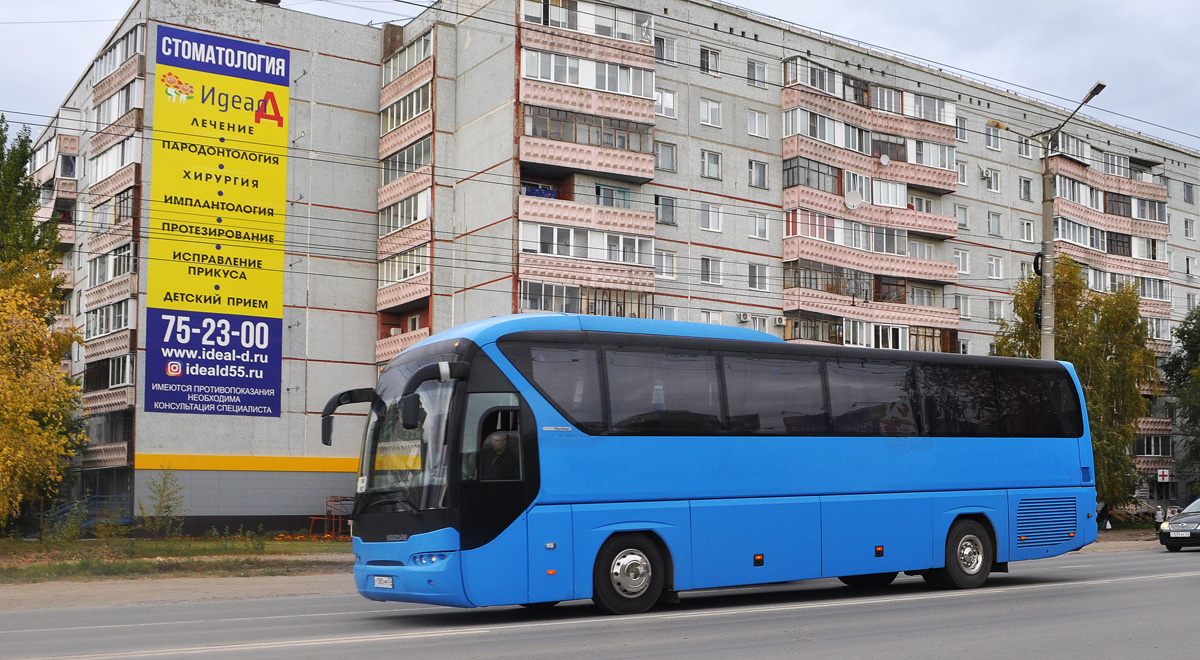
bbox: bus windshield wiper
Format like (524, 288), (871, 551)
(372, 496), (422, 516)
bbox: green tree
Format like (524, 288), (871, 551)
(1163, 306), (1200, 474)
(994, 257), (1156, 507)
(0, 114), (57, 261)
(137, 467), (186, 540)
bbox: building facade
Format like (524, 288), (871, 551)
(29, 0), (1199, 522)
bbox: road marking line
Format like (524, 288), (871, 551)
(0, 607), (428, 636)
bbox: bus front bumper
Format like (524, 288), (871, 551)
(353, 529), (473, 607)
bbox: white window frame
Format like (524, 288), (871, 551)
(700, 256), (722, 284)
(985, 125), (1001, 151)
(749, 212), (768, 240)
(1021, 219), (1034, 243)
(700, 150), (722, 179)
(700, 203), (722, 232)
(748, 263), (768, 291)
(700, 98), (722, 127)
(987, 255), (1003, 279)
(747, 109), (768, 138)
(700, 47), (720, 75)
(654, 250), (676, 279)
(748, 160), (768, 188)
(654, 89), (675, 118)
(746, 59), (767, 88)
(954, 250), (969, 274)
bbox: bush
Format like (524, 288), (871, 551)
(136, 468), (185, 539)
(46, 499), (87, 543)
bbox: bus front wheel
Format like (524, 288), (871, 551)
(934, 519), (993, 589)
(592, 534), (665, 615)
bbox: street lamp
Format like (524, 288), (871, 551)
(987, 80), (1105, 360)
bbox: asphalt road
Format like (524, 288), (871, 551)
(2, 546), (1195, 660)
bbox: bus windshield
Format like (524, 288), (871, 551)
(359, 361), (456, 510)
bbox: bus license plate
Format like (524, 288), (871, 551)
(373, 576), (394, 589)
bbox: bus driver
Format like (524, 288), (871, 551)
(480, 431), (519, 480)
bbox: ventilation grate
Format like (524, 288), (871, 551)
(1016, 497), (1077, 548)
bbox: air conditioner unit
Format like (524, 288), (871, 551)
(772, 315), (787, 327)
(735, 312), (751, 323)
(979, 168), (993, 180)
(389, 327), (402, 336)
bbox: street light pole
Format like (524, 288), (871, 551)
(988, 80), (1105, 360)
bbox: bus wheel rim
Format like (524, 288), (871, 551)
(610, 549), (652, 599)
(957, 534), (983, 575)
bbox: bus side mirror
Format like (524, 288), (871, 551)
(321, 387), (379, 446)
(401, 393), (421, 430)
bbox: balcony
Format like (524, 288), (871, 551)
(93, 54), (143, 102)
(1055, 242), (1168, 281)
(519, 79), (655, 124)
(82, 387), (136, 417)
(519, 195), (655, 236)
(378, 272), (432, 312)
(380, 113), (433, 163)
(783, 86), (957, 144)
(784, 286), (960, 329)
(80, 441), (132, 470)
(92, 107), (142, 155)
(375, 327), (430, 364)
(784, 136), (958, 195)
(90, 162), (138, 201)
(379, 164), (433, 210)
(85, 329), (135, 363)
(379, 218), (432, 260)
(518, 253), (654, 291)
(52, 265), (74, 289)
(86, 272), (138, 309)
(519, 23), (654, 70)
(519, 136), (654, 183)
(91, 215), (136, 256)
(52, 314), (73, 334)
(381, 57), (433, 109)
(1049, 156), (1166, 202)
(784, 237), (959, 284)
(784, 187), (959, 239)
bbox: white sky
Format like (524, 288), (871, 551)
(2, 0), (1198, 151)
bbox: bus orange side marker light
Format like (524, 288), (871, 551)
(753, 554), (764, 567)
(1087, 513), (1093, 518)
(547, 570), (557, 575)
(1019, 536), (1026, 541)
(875, 546), (884, 557)
(1069, 532), (1075, 537)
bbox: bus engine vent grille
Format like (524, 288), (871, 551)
(1016, 497), (1077, 547)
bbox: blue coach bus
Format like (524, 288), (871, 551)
(322, 314), (1096, 614)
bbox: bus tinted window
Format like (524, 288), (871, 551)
(724, 355), (828, 434)
(606, 349), (724, 434)
(827, 360), (918, 436)
(522, 345), (606, 432)
(996, 368), (1084, 438)
(917, 364), (1000, 437)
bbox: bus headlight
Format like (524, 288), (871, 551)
(410, 553), (449, 565)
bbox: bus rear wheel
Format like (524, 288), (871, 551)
(933, 519), (993, 589)
(838, 572), (898, 588)
(592, 534), (665, 615)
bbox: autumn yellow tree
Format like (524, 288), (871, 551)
(0, 254), (84, 523)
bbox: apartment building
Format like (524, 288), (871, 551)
(28, 0), (1198, 521)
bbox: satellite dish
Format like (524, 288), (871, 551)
(844, 190), (863, 210)
(879, 153), (891, 166)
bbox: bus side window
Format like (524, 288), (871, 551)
(826, 360), (918, 436)
(460, 394), (520, 480)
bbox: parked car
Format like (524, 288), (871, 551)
(1160, 499), (1200, 552)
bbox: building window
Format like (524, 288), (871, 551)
(652, 305), (676, 321)
(379, 188), (431, 236)
(954, 250), (969, 274)
(1018, 176), (1033, 202)
(955, 205), (968, 228)
(92, 24), (145, 85)
(654, 36), (675, 63)
(749, 316), (767, 332)
(872, 180), (906, 208)
(380, 82), (431, 136)
(655, 142), (676, 171)
(913, 141), (955, 170)
(1187, 183), (1196, 205)
(957, 161), (967, 185)
(381, 136), (433, 185)
(379, 244), (430, 286)
(382, 32), (432, 86)
(524, 106), (653, 153)
(911, 94), (946, 123)
(985, 125), (1001, 150)
(1102, 152), (1130, 177)
(748, 264), (768, 291)
(872, 86), (900, 114)
(520, 280), (580, 313)
(875, 324), (907, 350)
(909, 240), (933, 260)
(1186, 218), (1194, 239)
(911, 287), (935, 306)
(596, 184), (631, 208)
(871, 133), (906, 162)
(700, 99), (721, 126)
(654, 250), (675, 278)
(700, 203), (721, 231)
(604, 233), (652, 265)
(909, 195), (933, 214)
(954, 294), (970, 319)
(1021, 219), (1034, 242)
(844, 319), (871, 347)
(700, 257), (721, 284)
(701, 150), (722, 179)
(700, 47), (720, 75)
(1188, 293), (1197, 311)
(987, 255), (1003, 279)
(956, 116), (968, 142)
(523, 50), (580, 86)
(655, 195), (677, 225)
(988, 299), (1004, 321)
(654, 89), (675, 117)
(747, 110), (768, 137)
(1018, 136), (1032, 158)
(699, 310), (721, 324)
(593, 61), (655, 98)
(108, 355), (134, 388)
(845, 123), (870, 154)
(988, 212), (1001, 235)
(84, 300), (132, 340)
(749, 212), (768, 239)
(985, 169), (1001, 192)
(783, 156), (839, 193)
(748, 160), (768, 188)
(747, 59), (767, 87)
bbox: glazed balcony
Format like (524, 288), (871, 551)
(90, 162), (138, 201)
(93, 54), (143, 103)
(519, 253), (654, 291)
(784, 187), (958, 239)
(784, 236), (959, 284)
(86, 272), (138, 309)
(1137, 299), (1171, 320)
(381, 57), (433, 109)
(784, 286), (959, 329)
(519, 136), (654, 183)
(379, 218), (432, 261)
(378, 271), (432, 312)
(380, 113), (433, 163)
(379, 164), (433, 210)
(1137, 417), (1172, 435)
(80, 440), (132, 469)
(1055, 242), (1168, 281)
(519, 79), (655, 124)
(85, 329), (135, 363)
(518, 194), (655, 236)
(82, 387), (136, 417)
(91, 215), (136, 255)
(92, 107), (142, 155)
(784, 136), (958, 195)
(1049, 156), (1167, 202)
(375, 327), (431, 364)
(783, 86), (957, 144)
(519, 23), (654, 70)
